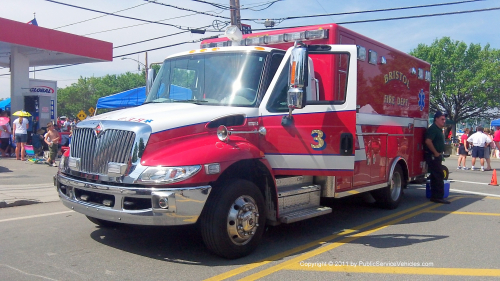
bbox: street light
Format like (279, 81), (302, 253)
(121, 57), (148, 85)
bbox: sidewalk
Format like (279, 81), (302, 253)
(0, 157), (59, 208)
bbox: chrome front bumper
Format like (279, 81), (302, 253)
(56, 173), (211, 226)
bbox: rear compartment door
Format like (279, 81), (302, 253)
(259, 45), (357, 176)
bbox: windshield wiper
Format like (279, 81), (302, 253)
(171, 99), (208, 103)
(143, 99), (171, 104)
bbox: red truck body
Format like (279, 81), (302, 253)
(57, 23), (430, 258)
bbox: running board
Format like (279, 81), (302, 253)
(280, 206), (332, 224)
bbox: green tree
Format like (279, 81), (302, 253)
(410, 37), (500, 134)
(57, 72), (145, 118)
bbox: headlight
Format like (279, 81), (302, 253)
(137, 165), (201, 184)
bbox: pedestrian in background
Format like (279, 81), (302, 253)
(0, 111), (12, 157)
(44, 122), (60, 167)
(457, 128), (470, 170)
(489, 129), (497, 158)
(483, 128), (493, 171)
(467, 126), (491, 172)
(493, 126), (500, 158)
(425, 111), (450, 204)
(12, 114), (29, 161)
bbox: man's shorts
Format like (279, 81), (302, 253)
(471, 146), (485, 158)
(15, 133), (27, 143)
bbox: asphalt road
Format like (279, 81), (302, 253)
(1, 156), (500, 280)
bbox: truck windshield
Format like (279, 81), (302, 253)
(145, 51), (269, 107)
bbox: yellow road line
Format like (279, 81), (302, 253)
(452, 195), (500, 200)
(285, 265), (500, 277)
(238, 198), (461, 281)
(426, 210), (500, 216)
(204, 201), (433, 281)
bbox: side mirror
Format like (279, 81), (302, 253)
(287, 42), (308, 110)
(146, 68), (155, 95)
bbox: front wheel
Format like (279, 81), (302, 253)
(200, 179), (266, 259)
(371, 165), (406, 209)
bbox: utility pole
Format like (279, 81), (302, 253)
(230, 0), (241, 30)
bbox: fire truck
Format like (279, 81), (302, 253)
(55, 23), (430, 259)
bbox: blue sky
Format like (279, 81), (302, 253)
(0, 0), (499, 99)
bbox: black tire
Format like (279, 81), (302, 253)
(86, 216), (119, 228)
(442, 165), (449, 180)
(371, 165), (406, 209)
(200, 179), (266, 259)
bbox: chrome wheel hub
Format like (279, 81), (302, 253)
(227, 195), (260, 245)
(390, 172), (402, 201)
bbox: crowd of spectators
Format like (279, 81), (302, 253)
(0, 109), (77, 160)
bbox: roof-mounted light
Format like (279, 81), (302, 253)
(284, 32), (305, 42)
(264, 34), (283, 44)
(201, 28), (329, 49)
(246, 37), (265, 46)
(305, 29), (328, 40)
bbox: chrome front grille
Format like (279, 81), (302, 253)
(70, 128), (136, 175)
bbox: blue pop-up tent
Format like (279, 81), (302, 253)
(0, 98), (11, 110)
(491, 118), (500, 127)
(96, 87), (146, 110)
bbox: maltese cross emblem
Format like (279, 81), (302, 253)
(94, 122), (104, 138)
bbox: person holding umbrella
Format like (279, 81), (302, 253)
(12, 110), (30, 161)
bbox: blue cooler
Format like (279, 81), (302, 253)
(426, 180), (450, 198)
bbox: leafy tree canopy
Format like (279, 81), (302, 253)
(410, 37), (500, 128)
(57, 71), (145, 118)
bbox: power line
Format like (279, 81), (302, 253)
(190, 0), (230, 10)
(189, 0), (281, 11)
(0, 3), (497, 77)
(143, 0), (231, 20)
(83, 13), (199, 36)
(44, 0), (189, 30)
(246, 0), (483, 22)
(53, 2), (150, 30)
(253, 6), (500, 30)
(0, 36), (220, 77)
(241, 0), (281, 11)
(113, 23), (214, 49)
(114, 30), (190, 49)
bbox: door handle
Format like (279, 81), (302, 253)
(340, 133), (353, 156)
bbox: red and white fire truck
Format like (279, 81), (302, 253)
(56, 23), (430, 258)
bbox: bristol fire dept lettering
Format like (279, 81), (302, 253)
(384, 71), (410, 89)
(311, 130), (326, 150)
(384, 95), (408, 107)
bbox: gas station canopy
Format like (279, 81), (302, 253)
(0, 17), (112, 67)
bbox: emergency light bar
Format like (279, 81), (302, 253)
(201, 29), (328, 49)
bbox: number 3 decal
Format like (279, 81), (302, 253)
(311, 130), (326, 150)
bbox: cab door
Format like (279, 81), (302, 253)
(259, 45), (357, 177)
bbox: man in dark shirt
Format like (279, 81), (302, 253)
(425, 111), (450, 204)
